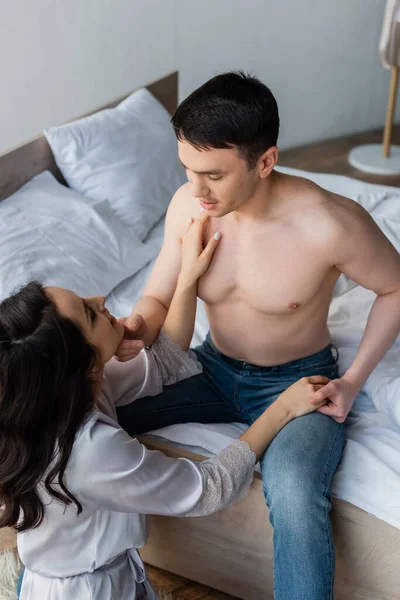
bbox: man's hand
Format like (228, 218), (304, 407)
(114, 314), (147, 362)
(309, 377), (359, 423)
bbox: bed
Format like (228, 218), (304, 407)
(0, 72), (400, 600)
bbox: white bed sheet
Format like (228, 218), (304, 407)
(106, 167), (400, 530)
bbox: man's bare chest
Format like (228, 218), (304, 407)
(198, 227), (331, 314)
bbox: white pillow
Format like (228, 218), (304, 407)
(44, 88), (186, 241)
(0, 172), (158, 300)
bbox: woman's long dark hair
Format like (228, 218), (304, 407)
(0, 282), (98, 532)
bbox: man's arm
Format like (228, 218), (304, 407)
(116, 185), (195, 361)
(311, 198), (400, 421)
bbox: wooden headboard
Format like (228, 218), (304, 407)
(0, 71), (178, 202)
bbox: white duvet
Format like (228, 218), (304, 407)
(107, 168), (400, 530)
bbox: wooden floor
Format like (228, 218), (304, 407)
(145, 125), (400, 599)
(147, 564), (236, 599)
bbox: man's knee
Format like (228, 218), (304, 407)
(260, 414), (345, 506)
(261, 458), (332, 527)
(262, 480), (331, 540)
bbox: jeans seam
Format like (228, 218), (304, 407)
(231, 374), (253, 423)
(233, 372), (242, 411)
(321, 424), (345, 600)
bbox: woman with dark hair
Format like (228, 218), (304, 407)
(0, 215), (328, 600)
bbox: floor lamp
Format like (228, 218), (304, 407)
(349, 1), (400, 174)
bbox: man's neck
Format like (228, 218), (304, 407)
(230, 170), (283, 224)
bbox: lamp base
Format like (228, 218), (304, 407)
(348, 144), (400, 175)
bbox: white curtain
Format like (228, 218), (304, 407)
(380, 0), (400, 69)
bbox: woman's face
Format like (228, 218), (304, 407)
(47, 287), (124, 365)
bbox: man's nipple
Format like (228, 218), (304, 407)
(289, 302), (301, 309)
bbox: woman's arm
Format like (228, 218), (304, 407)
(238, 375), (328, 461)
(162, 279), (197, 352)
(102, 333), (202, 410)
(82, 377), (328, 517)
(102, 215), (218, 408)
(163, 214), (220, 350)
(102, 211), (220, 405)
(185, 375), (329, 517)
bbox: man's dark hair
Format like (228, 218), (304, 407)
(172, 71), (280, 168)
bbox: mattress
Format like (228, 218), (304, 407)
(106, 167), (400, 530)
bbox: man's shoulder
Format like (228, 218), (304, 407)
(285, 174), (363, 224)
(170, 182), (198, 208)
(168, 182), (201, 221)
(282, 173), (367, 245)
(163, 183), (201, 241)
(311, 185), (367, 232)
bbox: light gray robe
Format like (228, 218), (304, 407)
(18, 332), (256, 599)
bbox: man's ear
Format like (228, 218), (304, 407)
(258, 146), (279, 178)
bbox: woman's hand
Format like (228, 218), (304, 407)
(277, 376), (330, 419)
(239, 375), (331, 461)
(114, 314), (146, 362)
(162, 213), (221, 350)
(179, 213), (221, 288)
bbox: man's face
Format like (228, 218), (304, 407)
(178, 140), (260, 218)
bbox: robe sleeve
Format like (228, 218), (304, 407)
(101, 330), (202, 410)
(70, 419), (256, 518)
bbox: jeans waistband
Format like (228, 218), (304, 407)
(204, 333), (338, 373)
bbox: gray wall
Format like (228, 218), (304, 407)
(0, 0), (391, 154)
(176, 0), (391, 150)
(0, 0), (175, 153)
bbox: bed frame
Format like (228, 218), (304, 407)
(0, 71), (400, 600)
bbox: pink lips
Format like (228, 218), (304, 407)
(200, 200), (217, 210)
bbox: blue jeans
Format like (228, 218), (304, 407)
(117, 334), (345, 600)
(17, 565), (24, 598)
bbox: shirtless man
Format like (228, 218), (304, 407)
(116, 72), (400, 600)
